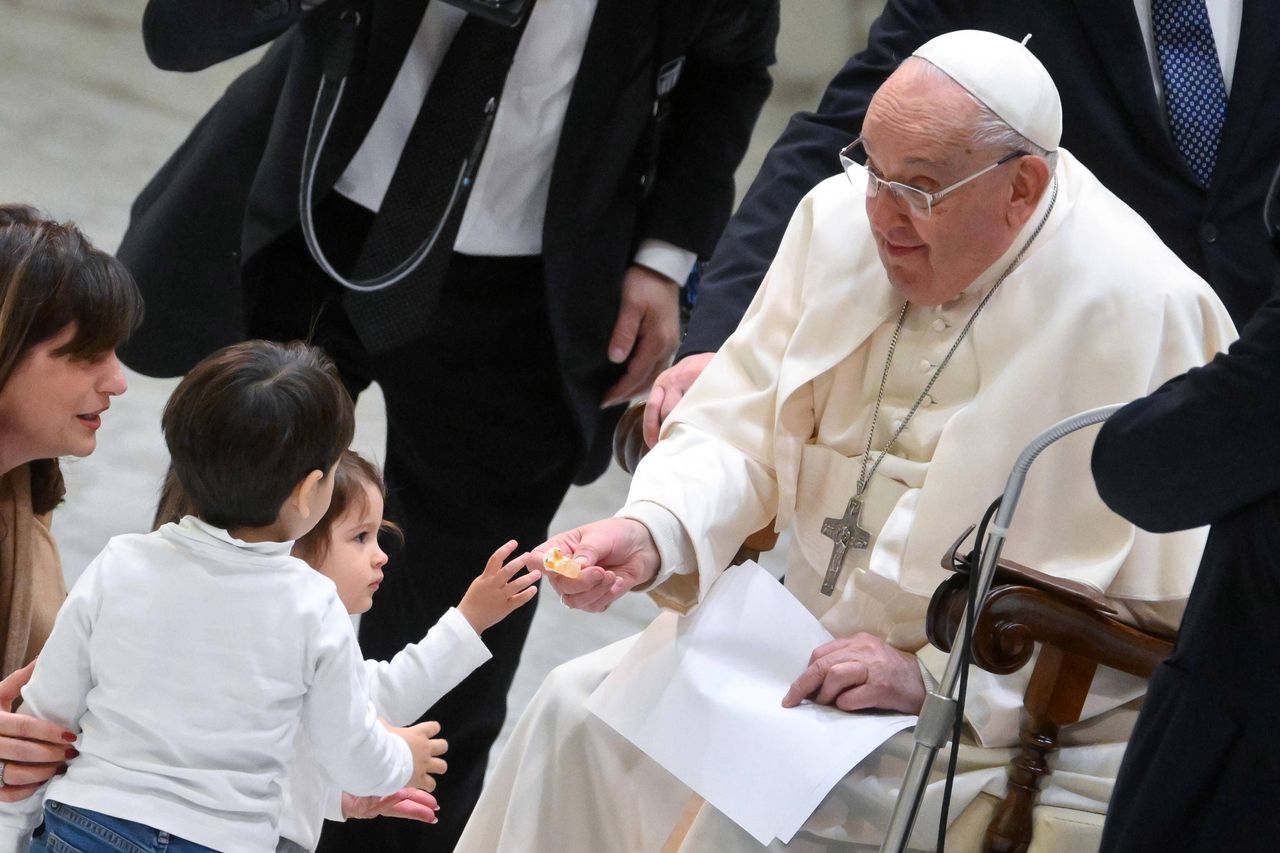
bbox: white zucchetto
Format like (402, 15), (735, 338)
(913, 30), (1062, 151)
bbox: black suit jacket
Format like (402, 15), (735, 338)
(681, 0), (1280, 357)
(1091, 292), (1280, 852)
(118, 0), (777, 482)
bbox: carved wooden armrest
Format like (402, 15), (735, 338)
(925, 534), (1175, 853)
(612, 402), (779, 562)
(936, 526), (1119, 616)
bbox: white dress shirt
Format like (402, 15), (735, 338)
(1132, 0), (1243, 102)
(333, 0), (697, 284)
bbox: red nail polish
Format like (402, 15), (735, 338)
(61, 732), (77, 743)
(65, 748), (79, 759)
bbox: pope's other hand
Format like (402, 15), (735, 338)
(781, 633), (926, 715)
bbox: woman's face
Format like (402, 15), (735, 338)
(0, 324), (128, 469)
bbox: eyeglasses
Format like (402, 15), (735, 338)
(839, 138), (1030, 218)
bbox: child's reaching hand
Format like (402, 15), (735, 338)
(457, 540), (541, 634)
(387, 719), (448, 792)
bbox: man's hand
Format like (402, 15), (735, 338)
(601, 265), (681, 409)
(642, 352), (715, 447)
(0, 660), (76, 802)
(342, 788), (439, 823)
(525, 518), (661, 613)
(781, 633), (926, 715)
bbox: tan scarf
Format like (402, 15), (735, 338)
(0, 464), (65, 676)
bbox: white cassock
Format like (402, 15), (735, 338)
(457, 151), (1236, 852)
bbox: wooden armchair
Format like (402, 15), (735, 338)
(926, 533), (1174, 853)
(614, 403), (1174, 852)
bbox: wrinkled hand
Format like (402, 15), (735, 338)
(342, 787), (439, 823)
(0, 660), (76, 802)
(523, 518), (660, 614)
(781, 633), (926, 715)
(457, 540), (541, 635)
(387, 719), (448, 792)
(601, 265), (681, 409)
(642, 352), (715, 447)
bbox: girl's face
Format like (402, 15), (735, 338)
(313, 481), (388, 614)
(0, 324), (128, 471)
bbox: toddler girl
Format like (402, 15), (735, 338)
(278, 450), (540, 853)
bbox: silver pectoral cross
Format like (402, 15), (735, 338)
(819, 496), (871, 595)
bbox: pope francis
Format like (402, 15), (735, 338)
(457, 31), (1236, 852)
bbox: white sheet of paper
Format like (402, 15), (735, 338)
(585, 561), (916, 845)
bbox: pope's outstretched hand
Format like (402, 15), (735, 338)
(529, 518), (661, 613)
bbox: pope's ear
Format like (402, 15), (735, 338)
(1008, 155), (1052, 222)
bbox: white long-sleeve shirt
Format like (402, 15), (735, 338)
(0, 517), (413, 853)
(279, 607), (491, 851)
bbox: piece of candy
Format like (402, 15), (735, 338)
(542, 545), (584, 579)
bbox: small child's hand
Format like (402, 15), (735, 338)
(341, 788), (439, 823)
(387, 719), (448, 792)
(457, 540), (541, 635)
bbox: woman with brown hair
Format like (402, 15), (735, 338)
(0, 204), (141, 799)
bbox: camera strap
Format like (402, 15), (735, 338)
(299, 3), (526, 293)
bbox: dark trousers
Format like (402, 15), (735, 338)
(245, 195), (580, 851)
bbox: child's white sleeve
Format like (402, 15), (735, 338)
(0, 556), (103, 850)
(364, 607), (491, 725)
(301, 598), (413, 797)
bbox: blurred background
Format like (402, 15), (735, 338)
(0, 0), (880, 760)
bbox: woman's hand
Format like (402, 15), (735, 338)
(0, 660), (77, 802)
(341, 787), (439, 823)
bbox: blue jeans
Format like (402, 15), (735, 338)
(31, 801), (220, 853)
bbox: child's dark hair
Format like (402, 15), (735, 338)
(161, 340), (355, 530)
(151, 464), (192, 531)
(293, 450), (402, 565)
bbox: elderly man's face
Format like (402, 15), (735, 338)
(860, 62), (1030, 305)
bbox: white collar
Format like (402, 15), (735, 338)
(169, 515), (296, 559)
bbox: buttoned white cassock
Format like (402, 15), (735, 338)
(457, 152), (1235, 852)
